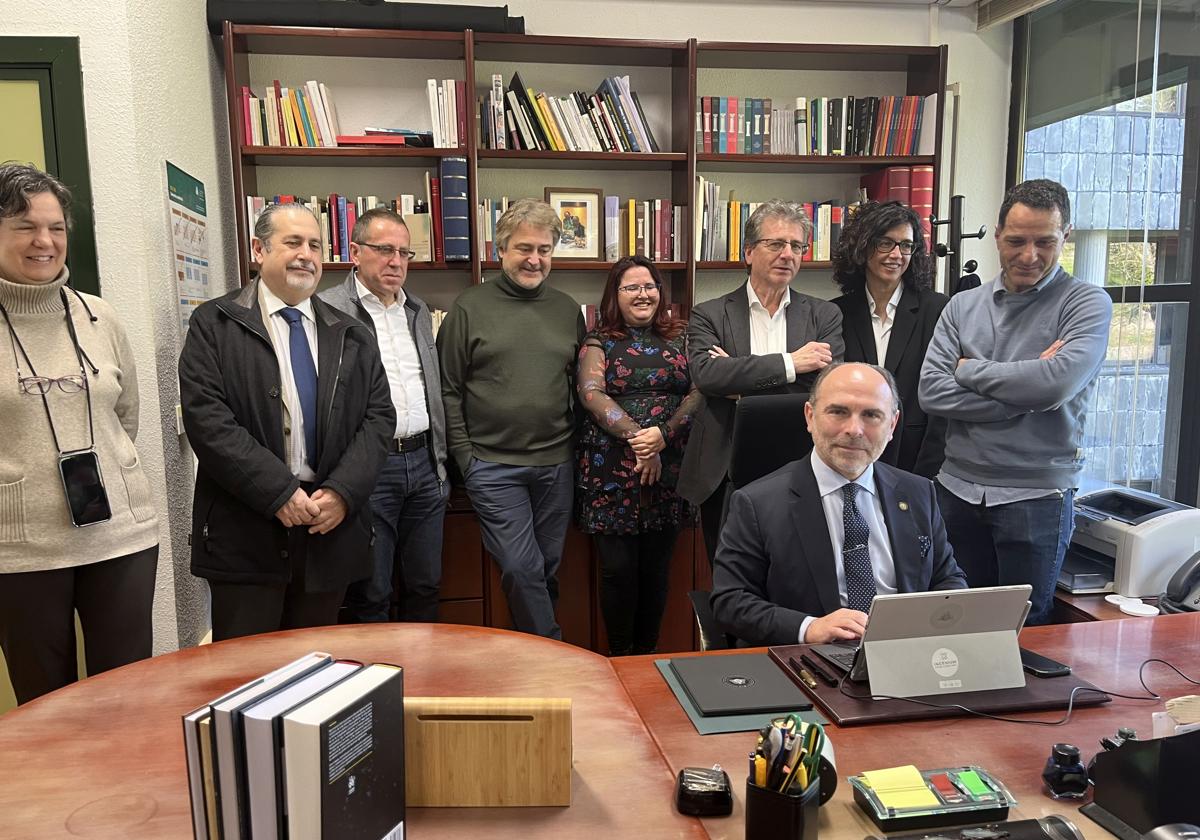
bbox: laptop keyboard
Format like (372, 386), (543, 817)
(822, 649), (858, 672)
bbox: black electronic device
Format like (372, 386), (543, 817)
(59, 449), (112, 527)
(675, 766), (733, 816)
(1159, 552), (1200, 614)
(1020, 648), (1072, 678)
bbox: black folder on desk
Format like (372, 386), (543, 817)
(668, 653), (812, 716)
(769, 644), (1111, 726)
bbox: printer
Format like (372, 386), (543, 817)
(1058, 487), (1200, 598)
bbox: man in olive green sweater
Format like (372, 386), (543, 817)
(437, 199), (585, 639)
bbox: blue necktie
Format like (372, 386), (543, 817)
(841, 483), (877, 613)
(279, 307), (318, 470)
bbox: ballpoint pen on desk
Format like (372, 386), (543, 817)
(788, 656), (819, 689)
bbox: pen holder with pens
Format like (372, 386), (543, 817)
(746, 777), (821, 840)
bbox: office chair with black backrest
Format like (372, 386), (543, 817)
(689, 394), (815, 650)
(729, 394), (814, 489)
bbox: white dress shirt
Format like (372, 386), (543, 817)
(260, 283), (318, 481)
(746, 281), (797, 383)
(869, 283), (903, 364)
(355, 278), (430, 440)
(799, 450), (898, 642)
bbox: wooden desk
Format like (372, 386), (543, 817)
(0, 624), (704, 839)
(1054, 592), (1160, 622)
(4, 617), (1197, 839)
(613, 613), (1200, 840)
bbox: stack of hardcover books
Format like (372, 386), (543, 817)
(182, 652), (405, 840)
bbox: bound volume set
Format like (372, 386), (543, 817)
(697, 94), (937, 157)
(245, 157), (470, 264)
(182, 652), (406, 840)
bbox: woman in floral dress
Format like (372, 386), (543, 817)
(576, 256), (702, 655)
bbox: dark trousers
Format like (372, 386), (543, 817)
(594, 528), (679, 655)
(343, 450), (447, 623)
(209, 526), (344, 641)
(699, 479), (730, 569)
(465, 458), (572, 639)
(935, 482), (1075, 626)
(0, 545), (157, 705)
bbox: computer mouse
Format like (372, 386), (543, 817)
(1143, 824), (1200, 840)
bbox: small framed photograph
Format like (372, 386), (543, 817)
(544, 187), (603, 260)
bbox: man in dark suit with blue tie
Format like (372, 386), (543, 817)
(180, 204), (394, 641)
(711, 362), (966, 647)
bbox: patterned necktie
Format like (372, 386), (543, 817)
(279, 307), (318, 470)
(841, 482), (877, 613)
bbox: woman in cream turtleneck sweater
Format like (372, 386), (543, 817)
(0, 163), (158, 704)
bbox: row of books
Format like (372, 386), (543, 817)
(696, 94), (937, 157)
(479, 72), (661, 153)
(246, 158), (470, 264)
(860, 164), (935, 238)
(427, 78), (468, 149)
(182, 652), (405, 840)
(241, 80), (342, 148)
(475, 195), (682, 263)
(693, 175), (851, 262)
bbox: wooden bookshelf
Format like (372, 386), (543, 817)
(223, 23), (945, 300)
(241, 145), (468, 166)
(480, 260), (687, 272)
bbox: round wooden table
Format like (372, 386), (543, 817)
(0, 623), (705, 838)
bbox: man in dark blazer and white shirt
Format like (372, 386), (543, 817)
(679, 200), (844, 566)
(711, 362), (967, 647)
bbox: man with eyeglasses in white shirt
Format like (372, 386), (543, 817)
(320, 207), (448, 623)
(679, 200), (844, 567)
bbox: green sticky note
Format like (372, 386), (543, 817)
(955, 770), (992, 797)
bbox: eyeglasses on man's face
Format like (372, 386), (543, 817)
(752, 238), (809, 255)
(18, 375), (87, 395)
(874, 237), (917, 255)
(617, 282), (661, 295)
(358, 241), (417, 260)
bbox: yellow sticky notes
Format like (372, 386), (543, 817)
(861, 765), (940, 809)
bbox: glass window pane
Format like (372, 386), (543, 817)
(1082, 302), (1187, 497)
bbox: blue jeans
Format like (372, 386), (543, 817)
(935, 482), (1075, 626)
(465, 458), (572, 639)
(344, 450), (447, 622)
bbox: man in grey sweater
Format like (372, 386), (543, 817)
(919, 179), (1112, 625)
(437, 199), (585, 639)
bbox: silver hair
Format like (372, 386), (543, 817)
(743, 200), (813, 250)
(494, 198), (562, 251)
(253, 202), (320, 248)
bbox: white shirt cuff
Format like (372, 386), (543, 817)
(799, 615), (815, 643)
(782, 352), (797, 384)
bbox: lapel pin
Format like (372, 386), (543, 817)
(898, 501), (909, 511)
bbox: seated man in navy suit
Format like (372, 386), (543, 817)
(712, 362), (967, 647)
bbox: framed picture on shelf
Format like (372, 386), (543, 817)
(545, 187), (603, 260)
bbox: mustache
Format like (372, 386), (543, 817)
(287, 260), (317, 272)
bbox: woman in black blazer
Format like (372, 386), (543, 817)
(831, 201), (948, 478)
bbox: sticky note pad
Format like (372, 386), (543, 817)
(955, 770), (992, 797)
(861, 765), (940, 809)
